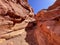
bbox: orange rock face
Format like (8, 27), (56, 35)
(48, 0), (60, 10)
(34, 0), (60, 45)
(0, 0), (60, 45)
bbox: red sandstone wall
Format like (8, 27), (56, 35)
(34, 0), (60, 45)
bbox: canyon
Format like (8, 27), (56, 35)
(0, 0), (60, 45)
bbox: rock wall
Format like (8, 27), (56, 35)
(34, 0), (60, 45)
(0, 0), (60, 45)
(0, 0), (35, 45)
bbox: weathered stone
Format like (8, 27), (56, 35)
(0, 0), (60, 45)
(34, 0), (60, 45)
(0, 0), (35, 45)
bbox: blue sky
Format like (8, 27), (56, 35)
(28, 0), (56, 14)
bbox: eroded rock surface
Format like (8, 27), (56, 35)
(34, 0), (60, 45)
(0, 0), (60, 45)
(0, 0), (35, 45)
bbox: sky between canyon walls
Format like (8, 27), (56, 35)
(28, 0), (56, 14)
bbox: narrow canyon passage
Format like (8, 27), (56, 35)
(0, 0), (60, 45)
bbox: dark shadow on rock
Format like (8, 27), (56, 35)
(25, 22), (38, 45)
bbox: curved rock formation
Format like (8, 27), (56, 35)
(0, 0), (60, 45)
(48, 0), (60, 10)
(0, 0), (35, 36)
(0, 0), (35, 45)
(34, 0), (60, 45)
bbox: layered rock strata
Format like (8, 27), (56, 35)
(0, 0), (60, 45)
(34, 0), (60, 45)
(0, 0), (35, 45)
